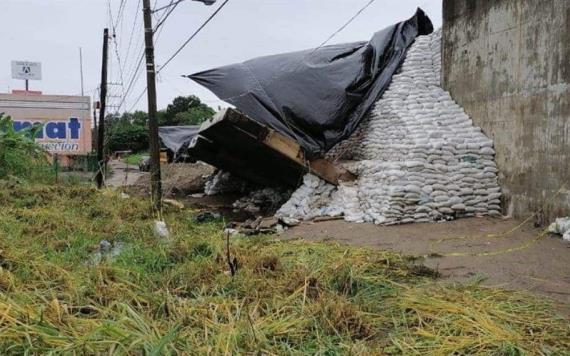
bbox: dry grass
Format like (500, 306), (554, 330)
(0, 182), (568, 354)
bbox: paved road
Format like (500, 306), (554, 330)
(105, 160), (147, 187)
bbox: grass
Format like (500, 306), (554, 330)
(123, 153), (147, 166)
(0, 182), (569, 354)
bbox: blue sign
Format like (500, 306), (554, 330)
(13, 118), (81, 140)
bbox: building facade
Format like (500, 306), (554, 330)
(0, 93), (92, 164)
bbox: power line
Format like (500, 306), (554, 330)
(127, 87), (148, 113)
(314, 0), (377, 50)
(117, 52), (145, 111)
(158, 0), (231, 73)
(118, 0), (177, 112)
(114, 0), (129, 30)
(153, 0), (185, 13)
(125, 0), (375, 112)
(154, 0), (179, 32)
(123, 0), (142, 66)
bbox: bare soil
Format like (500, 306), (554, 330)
(130, 163), (214, 198)
(281, 217), (570, 308)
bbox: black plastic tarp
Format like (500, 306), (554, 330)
(158, 125), (200, 156)
(187, 8), (433, 158)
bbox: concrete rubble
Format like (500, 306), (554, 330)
(232, 187), (293, 215)
(204, 171), (251, 196)
(276, 29), (502, 225)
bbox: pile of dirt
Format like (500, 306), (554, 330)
(131, 163), (215, 198)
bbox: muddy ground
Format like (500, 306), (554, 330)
(113, 163), (570, 311)
(281, 217), (570, 308)
(129, 162), (214, 198)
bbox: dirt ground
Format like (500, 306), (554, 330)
(282, 217), (570, 308)
(105, 160), (147, 187)
(129, 163), (214, 198)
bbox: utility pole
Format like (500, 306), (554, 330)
(142, 0), (162, 210)
(96, 28), (109, 189)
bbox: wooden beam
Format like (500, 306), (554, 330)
(189, 109), (357, 186)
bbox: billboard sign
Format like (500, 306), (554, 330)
(12, 118), (84, 153)
(0, 94), (91, 155)
(11, 61), (42, 81)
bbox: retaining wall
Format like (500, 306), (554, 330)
(442, 0), (570, 220)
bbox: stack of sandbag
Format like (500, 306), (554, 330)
(277, 29), (502, 225)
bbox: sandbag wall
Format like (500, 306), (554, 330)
(277, 30), (502, 225)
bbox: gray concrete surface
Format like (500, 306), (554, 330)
(442, 0), (570, 221)
(105, 160), (146, 187)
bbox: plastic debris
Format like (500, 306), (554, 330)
(548, 217), (570, 242)
(154, 220), (170, 239)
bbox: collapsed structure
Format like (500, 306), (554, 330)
(171, 9), (502, 226)
(277, 30), (502, 225)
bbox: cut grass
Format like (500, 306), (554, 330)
(0, 182), (568, 354)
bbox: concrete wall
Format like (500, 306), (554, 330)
(442, 0), (570, 221)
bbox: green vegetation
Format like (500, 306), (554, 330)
(105, 95), (215, 153)
(123, 152), (147, 166)
(0, 114), (53, 183)
(0, 183), (568, 354)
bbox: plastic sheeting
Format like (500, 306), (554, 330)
(158, 125), (200, 156)
(187, 8), (433, 157)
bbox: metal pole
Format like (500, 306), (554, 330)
(142, 0), (162, 210)
(25, 79), (28, 92)
(96, 29), (109, 189)
(79, 47), (85, 96)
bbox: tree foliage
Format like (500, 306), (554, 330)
(104, 96), (215, 153)
(162, 95), (215, 126)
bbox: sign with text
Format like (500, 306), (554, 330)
(0, 94), (91, 155)
(13, 118), (83, 153)
(11, 61), (42, 80)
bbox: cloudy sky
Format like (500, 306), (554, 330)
(0, 0), (442, 112)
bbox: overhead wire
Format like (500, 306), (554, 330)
(313, 0), (377, 51)
(122, 0), (185, 112)
(158, 0), (232, 73)
(154, 0), (180, 32)
(125, 0), (375, 112)
(113, 0), (129, 30)
(152, 0), (185, 13)
(118, 0), (166, 112)
(123, 0), (142, 73)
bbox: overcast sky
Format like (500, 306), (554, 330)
(0, 0), (442, 112)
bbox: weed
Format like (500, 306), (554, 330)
(0, 184), (568, 354)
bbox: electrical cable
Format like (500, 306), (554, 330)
(158, 0), (231, 73)
(312, 0), (377, 51)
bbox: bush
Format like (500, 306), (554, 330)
(0, 114), (52, 182)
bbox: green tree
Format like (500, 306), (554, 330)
(161, 95), (215, 126)
(101, 96), (215, 154)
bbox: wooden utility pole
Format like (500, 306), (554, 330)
(142, 0), (162, 209)
(96, 28), (109, 189)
